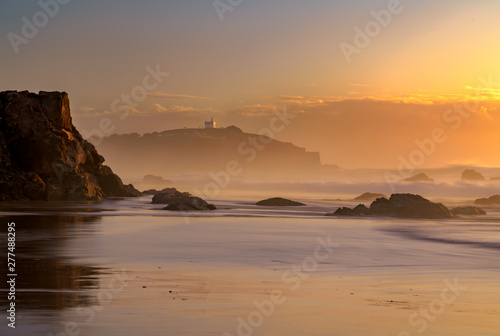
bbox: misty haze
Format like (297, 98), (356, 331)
(1, 1), (500, 336)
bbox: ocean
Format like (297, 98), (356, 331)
(0, 196), (499, 336)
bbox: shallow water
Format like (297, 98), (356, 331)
(0, 197), (499, 335)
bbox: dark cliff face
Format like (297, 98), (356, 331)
(0, 90), (140, 201)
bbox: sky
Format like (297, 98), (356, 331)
(1, 0), (500, 169)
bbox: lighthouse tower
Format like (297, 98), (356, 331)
(204, 118), (216, 129)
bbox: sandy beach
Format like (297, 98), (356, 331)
(1, 197), (499, 336)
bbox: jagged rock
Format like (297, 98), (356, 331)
(450, 206), (486, 216)
(143, 189), (160, 195)
(0, 90), (141, 201)
(330, 194), (452, 219)
(256, 197), (306, 206)
(328, 204), (371, 216)
(474, 195), (500, 206)
(402, 173), (434, 183)
(462, 169), (485, 181)
(354, 192), (387, 201)
(143, 187), (178, 195)
(152, 188), (216, 211)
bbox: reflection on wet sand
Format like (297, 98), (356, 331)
(0, 215), (104, 312)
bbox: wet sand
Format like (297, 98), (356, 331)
(1, 198), (499, 335)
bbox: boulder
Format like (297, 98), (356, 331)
(152, 188), (216, 211)
(450, 206), (486, 216)
(474, 195), (500, 206)
(256, 197), (306, 206)
(142, 187), (177, 195)
(462, 169), (485, 181)
(0, 91), (140, 201)
(330, 194), (452, 219)
(402, 173), (434, 183)
(354, 192), (388, 201)
(328, 204), (371, 216)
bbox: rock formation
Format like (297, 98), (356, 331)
(402, 173), (434, 183)
(328, 194), (452, 219)
(450, 206), (486, 216)
(152, 188), (216, 211)
(354, 192), (388, 201)
(461, 169), (485, 181)
(256, 197), (306, 206)
(0, 91), (140, 201)
(474, 195), (500, 206)
(97, 126), (322, 176)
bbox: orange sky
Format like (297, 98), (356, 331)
(2, 1), (500, 168)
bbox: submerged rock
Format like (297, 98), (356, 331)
(0, 90), (140, 201)
(152, 188), (216, 211)
(329, 194), (452, 219)
(450, 206), (486, 216)
(256, 197), (306, 206)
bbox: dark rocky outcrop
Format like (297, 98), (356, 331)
(143, 187), (178, 195)
(152, 188), (216, 211)
(402, 173), (434, 183)
(328, 194), (452, 219)
(0, 91), (140, 201)
(474, 195), (500, 206)
(354, 192), (388, 201)
(329, 204), (371, 216)
(256, 197), (306, 206)
(462, 169), (485, 181)
(450, 206), (486, 216)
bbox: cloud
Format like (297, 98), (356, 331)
(153, 103), (167, 112)
(233, 104), (280, 117)
(153, 103), (219, 115)
(279, 95), (305, 100)
(147, 91), (214, 101)
(79, 106), (96, 112)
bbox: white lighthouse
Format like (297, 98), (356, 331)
(204, 118), (216, 129)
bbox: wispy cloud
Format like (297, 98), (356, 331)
(79, 106), (96, 112)
(153, 103), (219, 115)
(233, 104), (280, 117)
(147, 91), (214, 101)
(279, 95), (305, 100)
